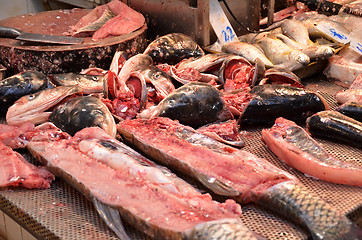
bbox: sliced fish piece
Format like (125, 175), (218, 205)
(26, 124), (258, 240)
(117, 117), (362, 240)
(262, 117), (362, 186)
(336, 102), (362, 122)
(306, 110), (362, 148)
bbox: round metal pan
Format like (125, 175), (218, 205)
(0, 9), (148, 76)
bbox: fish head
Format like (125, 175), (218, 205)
(219, 55), (254, 89)
(6, 85), (82, 126)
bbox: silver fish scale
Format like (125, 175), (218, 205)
(258, 182), (352, 240)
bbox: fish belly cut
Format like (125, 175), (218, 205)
(262, 117), (362, 186)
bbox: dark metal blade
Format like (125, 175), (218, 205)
(16, 32), (83, 45)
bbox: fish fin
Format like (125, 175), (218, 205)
(196, 172), (239, 197)
(92, 197), (130, 240)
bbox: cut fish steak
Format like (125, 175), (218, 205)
(117, 117), (362, 240)
(262, 117), (362, 186)
(26, 123), (259, 240)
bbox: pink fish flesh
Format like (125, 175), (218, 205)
(117, 117), (362, 240)
(0, 141), (53, 189)
(0, 123), (35, 149)
(262, 117), (362, 186)
(26, 123), (259, 239)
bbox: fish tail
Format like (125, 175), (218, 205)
(189, 219), (261, 240)
(253, 181), (362, 240)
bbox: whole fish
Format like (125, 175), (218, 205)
(262, 117), (362, 186)
(0, 71), (53, 115)
(281, 19), (312, 45)
(26, 124), (259, 240)
(143, 33), (205, 64)
(117, 117), (362, 240)
(336, 102), (362, 122)
(6, 85), (82, 126)
(256, 37), (310, 69)
(221, 41), (274, 68)
(49, 96), (116, 137)
(138, 82), (233, 128)
(306, 110), (362, 148)
(49, 73), (106, 95)
(238, 84), (329, 128)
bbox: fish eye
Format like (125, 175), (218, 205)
(154, 73), (160, 79)
(28, 94), (35, 100)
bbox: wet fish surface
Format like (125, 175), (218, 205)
(139, 82), (233, 128)
(49, 73), (106, 94)
(117, 117), (362, 240)
(262, 117), (362, 186)
(306, 110), (362, 148)
(336, 102), (362, 122)
(26, 123), (259, 240)
(238, 84), (329, 128)
(49, 96), (116, 137)
(0, 71), (53, 115)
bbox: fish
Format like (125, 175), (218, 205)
(262, 117), (362, 186)
(49, 95), (117, 137)
(258, 67), (303, 88)
(117, 117), (362, 240)
(336, 102), (362, 122)
(176, 53), (230, 73)
(143, 33), (205, 65)
(221, 41), (274, 68)
(218, 55), (254, 92)
(306, 110), (362, 148)
(26, 123), (260, 240)
(0, 71), (54, 115)
(0, 141), (54, 189)
(6, 85), (82, 126)
(138, 82), (233, 128)
(335, 73), (362, 104)
(238, 84), (329, 128)
(273, 33), (335, 61)
(0, 122), (35, 149)
(70, 5), (116, 37)
(49, 73), (106, 95)
(280, 19), (312, 45)
(256, 37), (310, 69)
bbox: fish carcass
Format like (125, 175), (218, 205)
(26, 123), (260, 240)
(262, 117), (362, 186)
(117, 117), (362, 240)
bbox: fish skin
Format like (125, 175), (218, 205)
(26, 124), (259, 240)
(143, 33), (205, 65)
(281, 19), (312, 45)
(336, 102), (362, 122)
(117, 117), (362, 239)
(221, 41), (274, 68)
(176, 53), (230, 72)
(49, 95), (117, 137)
(238, 84), (329, 128)
(254, 181), (362, 240)
(6, 85), (82, 126)
(0, 71), (53, 115)
(139, 82), (233, 128)
(306, 110), (362, 148)
(256, 37), (310, 67)
(262, 117), (362, 186)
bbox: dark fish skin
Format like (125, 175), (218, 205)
(0, 71), (53, 115)
(143, 33), (205, 64)
(49, 96), (116, 137)
(254, 181), (362, 240)
(157, 82), (233, 128)
(306, 110), (362, 148)
(238, 84), (328, 128)
(336, 102), (362, 122)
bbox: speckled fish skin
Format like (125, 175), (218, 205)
(0, 71), (53, 115)
(143, 33), (205, 65)
(254, 181), (362, 240)
(49, 95), (116, 137)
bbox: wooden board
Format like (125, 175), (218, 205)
(0, 9), (148, 76)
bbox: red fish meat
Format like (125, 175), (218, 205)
(0, 141), (53, 189)
(262, 117), (362, 186)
